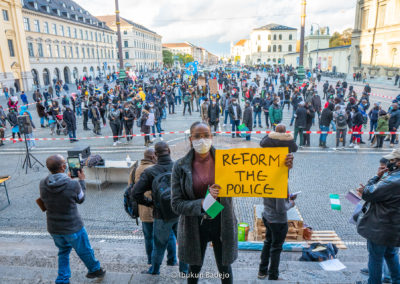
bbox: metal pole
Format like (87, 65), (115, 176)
(115, 0), (126, 80)
(299, 0), (306, 66)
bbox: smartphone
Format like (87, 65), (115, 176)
(290, 191), (302, 199)
(67, 157), (81, 178)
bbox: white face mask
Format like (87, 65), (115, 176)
(192, 138), (212, 154)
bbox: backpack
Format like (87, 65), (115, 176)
(84, 155), (104, 168)
(152, 171), (178, 221)
(300, 243), (338, 262)
(123, 161), (139, 223)
(336, 113), (347, 128)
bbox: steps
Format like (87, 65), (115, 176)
(0, 237), (369, 283)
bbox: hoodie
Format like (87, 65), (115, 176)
(39, 173), (86, 235)
(259, 132), (296, 223)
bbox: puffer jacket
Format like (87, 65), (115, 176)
(357, 170), (400, 247)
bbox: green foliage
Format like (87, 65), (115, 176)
(177, 53), (194, 65)
(329, 28), (352, 47)
(162, 50), (173, 67)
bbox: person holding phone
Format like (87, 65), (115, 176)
(39, 155), (105, 284)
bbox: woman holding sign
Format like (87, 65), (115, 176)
(171, 122), (237, 283)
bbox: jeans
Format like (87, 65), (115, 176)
(294, 127), (304, 146)
(290, 109), (296, 125)
(390, 127), (397, 144)
(370, 120), (377, 139)
(175, 96), (182, 105)
(231, 119), (240, 137)
(142, 222), (178, 265)
(319, 125), (330, 144)
(148, 218), (188, 275)
(83, 110), (89, 129)
(259, 219), (288, 280)
(152, 121), (162, 138)
(110, 122), (120, 142)
(367, 240), (400, 284)
(253, 111), (262, 127)
(75, 106), (82, 117)
(168, 103), (175, 114)
(40, 117), (47, 126)
(68, 130), (76, 141)
(264, 112), (270, 127)
(224, 110), (230, 125)
(330, 120), (337, 131)
(188, 214), (233, 284)
(51, 227), (100, 284)
(183, 102), (191, 115)
(336, 128), (346, 147)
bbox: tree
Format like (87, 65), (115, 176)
(163, 50), (173, 67)
(177, 53), (194, 65)
(329, 29), (352, 48)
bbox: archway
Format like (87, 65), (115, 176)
(96, 66), (101, 77)
(73, 67), (79, 80)
(31, 69), (40, 86)
(54, 68), (60, 81)
(83, 67), (88, 77)
(63, 67), (71, 84)
(89, 66), (94, 78)
(43, 68), (50, 85)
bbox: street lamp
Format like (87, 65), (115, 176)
(297, 0), (306, 82)
(115, 0), (127, 80)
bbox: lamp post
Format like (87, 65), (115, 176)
(297, 0), (307, 82)
(115, 0), (126, 80)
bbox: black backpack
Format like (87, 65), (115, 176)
(152, 171), (178, 221)
(123, 161), (139, 224)
(336, 113), (347, 128)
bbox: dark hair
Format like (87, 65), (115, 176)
(380, 158), (389, 165)
(190, 121), (210, 135)
(46, 155), (65, 174)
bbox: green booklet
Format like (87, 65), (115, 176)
(203, 190), (224, 218)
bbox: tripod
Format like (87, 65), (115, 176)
(22, 134), (44, 174)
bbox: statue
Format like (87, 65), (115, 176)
(327, 27), (330, 35)
(310, 26), (314, 35)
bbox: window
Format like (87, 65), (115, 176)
(38, 43), (43, 57)
(90, 31), (93, 41)
(2, 10), (9, 21)
(377, 4), (386, 27)
(67, 27), (71, 37)
(278, 45), (282, 52)
(80, 29), (83, 39)
(268, 45), (271, 52)
(273, 34), (276, 40)
(279, 34), (282, 40)
(44, 22), (49, 34)
(87, 47), (90, 58)
(52, 23), (57, 35)
(34, 20), (40, 32)
(273, 45), (276, 52)
(70, 46), (73, 58)
(74, 28), (77, 38)
(63, 46), (67, 58)
(124, 40), (128, 48)
(288, 45), (292, 52)
(23, 17), (30, 31)
(289, 34), (293, 40)
(268, 34), (271, 40)
(55, 45), (60, 57)
(47, 44), (52, 57)
(124, 52), (129, 59)
(8, 39), (15, 57)
(362, 8), (369, 29)
(85, 30), (88, 40)
(123, 30), (127, 35)
(82, 47), (85, 58)
(91, 48), (94, 58)
(95, 33), (98, 41)
(60, 25), (64, 36)
(28, 42), (34, 57)
(101, 49), (103, 58)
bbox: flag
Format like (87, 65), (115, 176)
(330, 194), (341, 210)
(202, 190), (224, 219)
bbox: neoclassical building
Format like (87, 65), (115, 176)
(97, 15), (162, 72)
(350, 0), (400, 78)
(22, 0), (118, 89)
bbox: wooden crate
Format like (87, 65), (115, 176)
(307, 231), (347, 249)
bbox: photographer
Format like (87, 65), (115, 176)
(39, 155), (105, 284)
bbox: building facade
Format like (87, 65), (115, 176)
(249, 24), (297, 65)
(162, 42), (204, 64)
(0, 0), (33, 93)
(350, 0), (400, 79)
(21, 0), (118, 89)
(97, 15), (162, 72)
(230, 39), (251, 65)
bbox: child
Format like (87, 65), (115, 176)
(260, 124), (298, 153)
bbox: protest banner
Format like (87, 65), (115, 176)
(198, 76), (206, 87)
(209, 79), (218, 94)
(215, 147), (288, 198)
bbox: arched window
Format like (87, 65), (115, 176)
(278, 45), (282, 52)
(279, 34), (282, 40)
(268, 46), (271, 52)
(289, 34), (293, 40)
(288, 45), (292, 52)
(257, 46), (261, 52)
(268, 34), (271, 40)
(273, 34), (277, 40)
(273, 45), (276, 52)
(273, 58), (276, 62)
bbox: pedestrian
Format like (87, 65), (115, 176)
(39, 155), (106, 283)
(242, 100), (253, 141)
(350, 106), (364, 149)
(63, 106), (78, 143)
(183, 90), (192, 116)
(303, 102), (315, 147)
(90, 102), (101, 135)
(228, 97), (242, 138)
(368, 103), (380, 141)
(122, 103), (135, 142)
(311, 91), (322, 124)
(7, 108), (20, 140)
(263, 94), (273, 129)
(294, 101), (307, 147)
(36, 100), (47, 128)
(333, 105), (348, 150)
(207, 96), (220, 135)
(82, 97), (90, 131)
(252, 94), (263, 128)
(388, 103), (400, 147)
(0, 106), (6, 146)
(356, 149), (400, 284)
(133, 142), (188, 275)
(260, 124), (298, 153)
(20, 91), (28, 106)
(108, 103), (121, 146)
(140, 106), (152, 147)
(171, 122), (238, 283)
(201, 97), (209, 123)
(129, 149), (178, 266)
(319, 103), (334, 148)
(375, 111), (389, 148)
(269, 98), (283, 130)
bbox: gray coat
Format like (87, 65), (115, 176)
(171, 147), (238, 266)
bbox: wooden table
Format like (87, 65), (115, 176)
(0, 176), (11, 211)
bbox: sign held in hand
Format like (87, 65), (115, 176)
(215, 148), (289, 198)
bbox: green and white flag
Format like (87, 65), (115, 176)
(330, 194), (341, 210)
(203, 190), (224, 218)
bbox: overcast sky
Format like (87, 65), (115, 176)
(75, 0), (356, 56)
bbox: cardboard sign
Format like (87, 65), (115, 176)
(198, 76), (206, 87)
(215, 148), (289, 198)
(209, 79), (218, 94)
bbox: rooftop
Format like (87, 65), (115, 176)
(234, 39), (248, 46)
(22, 0), (112, 31)
(254, 23), (297, 31)
(97, 15), (157, 35)
(163, 43), (192, 48)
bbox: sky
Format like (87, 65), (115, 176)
(75, 0), (356, 57)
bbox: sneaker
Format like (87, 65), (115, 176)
(360, 268), (369, 276)
(349, 143), (354, 148)
(383, 277), (392, 283)
(257, 271), (268, 279)
(86, 268), (106, 279)
(113, 142), (117, 146)
(390, 143), (394, 147)
(354, 145), (360, 149)
(223, 124), (226, 127)
(160, 137), (164, 141)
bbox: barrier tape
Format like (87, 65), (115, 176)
(1, 130), (399, 142)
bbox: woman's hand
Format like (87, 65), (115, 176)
(209, 184), (221, 199)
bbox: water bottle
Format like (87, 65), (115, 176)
(126, 154), (132, 166)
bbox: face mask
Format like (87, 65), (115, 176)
(192, 138), (212, 154)
(387, 162), (398, 172)
(212, 101), (216, 105)
(124, 108), (129, 111)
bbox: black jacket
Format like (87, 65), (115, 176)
(295, 106), (307, 129)
(357, 170), (400, 247)
(389, 109), (400, 129)
(242, 106), (253, 129)
(320, 104), (334, 127)
(208, 103), (220, 123)
(352, 111), (364, 127)
(251, 97), (263, 112)
(132, 154), (175, 220)
(228, 104), (242, 120)
(260, 132), (298, 153)
(63, 109), (76, 131)
(311, 95), (321, 112)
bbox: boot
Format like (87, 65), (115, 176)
(322, 142), (328, 149)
